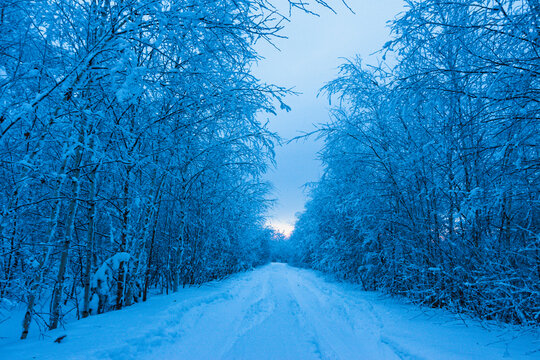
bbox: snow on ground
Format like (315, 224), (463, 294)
(1, 263), (538, 359)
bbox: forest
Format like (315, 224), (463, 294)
(291, 0), (539, 325)
(0, 0), (310, 338)
(0, 0), (538, 347)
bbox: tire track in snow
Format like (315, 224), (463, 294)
(290, 268), (430, 360)
(286, 267), (407, 360)
(221, 265), (324, 360)
(94, 272), (266, 360)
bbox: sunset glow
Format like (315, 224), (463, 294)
(266, 220), (294, 238)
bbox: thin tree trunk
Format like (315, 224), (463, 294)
(49, 141), (84, 330)
(20, 151), (71, 339)
(143, 194), (162, 302)
(82, 163), (98, 318)
(116, 167), (131, 310)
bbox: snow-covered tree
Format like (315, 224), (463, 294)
(292, 0), (539, 325)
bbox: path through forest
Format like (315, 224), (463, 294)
(2, 263), (538, 359)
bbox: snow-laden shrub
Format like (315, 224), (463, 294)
(90, 253), (141, 315)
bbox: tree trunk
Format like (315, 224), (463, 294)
(20, 151), (71, 339)
(49, 133), (85, 330)
(82, 164), (98, 318)
(116, 168), (131, 310)
(143, 200), (161, 302)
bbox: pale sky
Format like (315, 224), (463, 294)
(254, 0), (405, 237)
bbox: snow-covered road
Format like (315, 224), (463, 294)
(2, 263), (538, 359)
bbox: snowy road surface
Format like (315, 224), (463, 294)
(2, 263), (538, 359)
